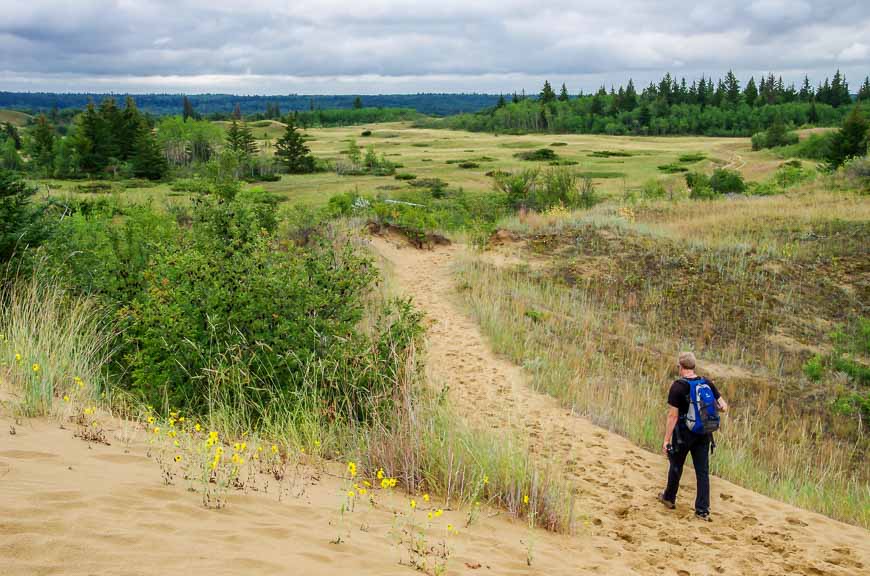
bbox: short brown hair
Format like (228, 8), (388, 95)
(678, 352), (696, 370)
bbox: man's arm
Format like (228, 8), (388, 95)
(662, 406), (679, 455)
(717, 397), (728, 412)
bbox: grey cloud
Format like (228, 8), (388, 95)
(0, 0), (868, 93)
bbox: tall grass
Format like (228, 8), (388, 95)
(455, 256), (869, 528)
(0, 274), (113, 416)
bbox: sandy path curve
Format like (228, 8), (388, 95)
(371, 235), (870, 576)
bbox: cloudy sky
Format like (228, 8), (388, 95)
(2, 0), (868, 94)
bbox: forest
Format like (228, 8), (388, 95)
(425, 70), (870, 136)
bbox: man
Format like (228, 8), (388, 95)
(660, 352), (728, 520)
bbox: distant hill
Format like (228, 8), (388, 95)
(0, 109), (33, 126)
(0, 92), (500, 117)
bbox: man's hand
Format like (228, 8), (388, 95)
(662, 440), (670, 456)
(717, 397), (729, 412)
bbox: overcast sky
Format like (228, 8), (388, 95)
(2, 0), (868, 94)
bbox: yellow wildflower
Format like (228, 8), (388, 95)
(347, 461), (357, 477)
(363, 480), (371, 487)
(376, 468), (384, 480)
(422, 493), (430, 502)
(347, 491), (355, 498)
(194, 423), (202, 432)
(523, 494), (529, 505)
(32, 363), (40, 373)
(410, 499), (417, 509)
(174, 455), (182, 463)
(147, 416), (155, 424)
(427, 512), (433, 520)
(153, 427), (160, 435)
(434, 509), (443, 517)
(173, 440), (179, 447)
(358, 488), (367, 496)
(14, 353), (21, 362)
(271, 444), (278, 454)
(63, 395), (70, 403)
(483, 474), (489, 485)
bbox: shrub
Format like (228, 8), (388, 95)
(494, 169), (539, 210)
(803, 354), (824, 382)
(640, 179), (667, 200)
(395, 173), (417, 181)
(658, 163), (688, 174)
(710, 168), (746, 194)
(778, 132), (835, 160)
(589, 150), (632, 158)
(458, 161), (479, 169)
(360, 130), (372, 137)
(550, 142), (568, 147)
(515, 148), (558, 161)
(751, 120), (798, 150)
(678, 153), (706, 163)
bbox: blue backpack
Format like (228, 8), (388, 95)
(682, 377), (720, 435)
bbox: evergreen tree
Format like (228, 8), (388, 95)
(226, 120), (257, 156)
(540, 81), (556, 104)
(73, 102), (113, 174)
(828, 105), (868, 168)
(743, 77), (758, 106)
(131, 128), (168, 180)
(808, 98), (819, 124)
(30, 113), (55, 170)
(724, 70), (741, 105)
(799, 75), (813, 102)
(3, 123), (21, 150)
(1, 140), (22, 171)
(183, 96), (195, 122)
(119, 96), (144, 160)
(353, 96), (363, 109)
(623, 79), (638, 111)
(0, 169), (42, 263)
(511, 92), (519, 104)
(274, 122), (315, 173)
(859, 77), (870, 102)
(98, 97), (122, 160)
(830, 70), (849, 107)
(496, 94), (506, 108)
(558, 83), (570, 102)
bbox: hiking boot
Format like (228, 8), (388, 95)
(659, 492), (675, 509)
(695, 510), (712, 521)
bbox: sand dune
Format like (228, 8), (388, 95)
(1, 236), (868, 575)
(371, 235), (869, 576)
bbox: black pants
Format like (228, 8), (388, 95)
(663, 429), (711, 514)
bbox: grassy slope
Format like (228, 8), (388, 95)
(0, 109), (33, 126)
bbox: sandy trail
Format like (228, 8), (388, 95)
(371, 235), (870, 576)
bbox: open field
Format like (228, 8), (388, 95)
(0, 109), (32, 126)
(38, 121), (787, 208)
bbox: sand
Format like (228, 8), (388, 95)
(0, 236), (867, 575)
(370, 235), (869, 575)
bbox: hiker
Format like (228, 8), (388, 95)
(660, 352), (728, 520)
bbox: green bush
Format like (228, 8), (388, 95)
(122, 231), (376, 411)
(778, 132), (835, 160)
(458, 161), (479, 169)
(658, 163), (688, 174)
(678, 153), (706, 163)
(515, 148), (558, 162)
(395, 173), (417, 181)
(802, 354), (824, 382)
(640, 179), (667, 199)
(710, 168), (746, 194)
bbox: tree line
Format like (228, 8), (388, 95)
(1, 95), (318, 180)
(427, 70), (870, 136)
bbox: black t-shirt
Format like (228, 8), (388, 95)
(668, 377), (720, 418)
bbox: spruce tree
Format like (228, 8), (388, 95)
(131, 128), (168, 180)
(0, 169), (42, 263)
(828, 105), (868, 168)
(743, 77), (758, 106)
(183, 96), (195, 122)
(799, 75), (813, 102)
(119, 96), (144, 160)
(808, 98), (819, 124)
(226, 120), (257, 156)
(540, 81), (556, 104)
(274, 122), (314, 173)
(496, 94), (506, 108)
(724, 70), (741, 105)
(353, 96), (363, 109)
(558, 83), (569, 102)
(859, 77), (870, 102)
(30, 114), (55, 170)
(623, 79), (638, 111)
